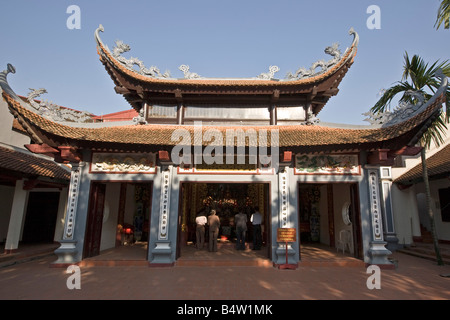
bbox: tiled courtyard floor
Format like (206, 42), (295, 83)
(0, 242), (449, 301)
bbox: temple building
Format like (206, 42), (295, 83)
(0, 25), (448, 268)
(0, 77), (72, 255)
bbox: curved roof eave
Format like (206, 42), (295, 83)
(94, 24), (359, 90)
(2, 88), (444, 151)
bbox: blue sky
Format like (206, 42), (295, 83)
(1, 0), (448, 124)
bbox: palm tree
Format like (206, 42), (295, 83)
(435, 0), (450, 30)
(371, 53), (450, 266)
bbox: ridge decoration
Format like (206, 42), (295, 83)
(26, 88), (93, 123)
(285, 27), (358, 81)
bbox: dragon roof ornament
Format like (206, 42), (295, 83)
(26, 88), (94, 123)
(0, 64), (20, 101)
(363, 69), (448, 128)
(257, 66), (280, 80)
(285, 27), (359, 81)
(95, 25), (358, 81)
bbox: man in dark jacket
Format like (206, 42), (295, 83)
(234, 210), (247, 250)
(207, 209), (220, 252)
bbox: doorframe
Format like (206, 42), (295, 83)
(297, 182), (363, 259)
(83, 180), (154, 259)
(176, 181), (272, 260)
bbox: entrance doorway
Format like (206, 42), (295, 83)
(22, 191), (60, 243)
(83, 182), (152, 260)
(177, 182), (271, 260)
(298, 183), (362, 259)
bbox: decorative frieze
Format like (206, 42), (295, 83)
(91, 152), (156, 173)
(295, 154), (360, 175)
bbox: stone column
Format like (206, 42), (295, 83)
(4, 179), (27, 253)
(379, 167), (399, 251)
(366, 167), (392, 265)
(53, 163), (82, 266)
(275, 166), (297, 265)
(150, 165), (174, 265)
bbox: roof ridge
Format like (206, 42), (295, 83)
(95, 25), (358, 86)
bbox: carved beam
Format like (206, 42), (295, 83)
(322, 88), (339, 97)
(271, 90), (280, 102)
(158, 150), (170, 162)
(25, 143), (59, 156)
(279, 151), (292, 166)
(23, 179), (39, 190)
(58, 146), (81, 163)
(114, 86), (132, 95)
(389, 146), (423, 157)
(282, 151), (292, 163)
(367, 149), (395, 166)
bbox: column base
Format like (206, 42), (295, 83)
(51, 239), (78, 268)
(275, 242), (297, 265)
(368, 241), (393, 266)
(150, 241), (173, 265)
(384, 233), (400, 252)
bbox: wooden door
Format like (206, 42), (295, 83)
(350, 183), (363, 259)
(83, 183), (106, 258)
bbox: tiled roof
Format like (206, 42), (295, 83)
(395, 144), (450, 185)
(0, 145), (70, 180)
(2, 91), (445, 152)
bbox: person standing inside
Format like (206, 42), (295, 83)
(234, 209), (247, 250)
(207, 209), (220, 252)
(251, 206), (262, 250)
(195, 210), (207, 250)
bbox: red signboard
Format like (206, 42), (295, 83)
(277, 228), (296, 242)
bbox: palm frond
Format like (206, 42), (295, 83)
(402, 53), (449, 90)
(421, 112), (448, 149)
(372, 52), (450, 149)
(435, 0), (450, 29)
(371, 82), (415, 113)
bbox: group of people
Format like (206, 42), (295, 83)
(195, 206), (263, 252)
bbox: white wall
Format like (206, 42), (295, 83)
(100, 183), (120, 252)
(0, 91), (30, 148)
(414, 178), (450, 241)
(391, 184), (420, 245)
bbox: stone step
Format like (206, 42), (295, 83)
(397, 247), (450, 265)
